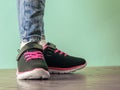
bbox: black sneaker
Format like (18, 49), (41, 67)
(16, 42), (50, 79)
(43, 42), (87, 73)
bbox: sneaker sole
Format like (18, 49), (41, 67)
(48, 63), (87, 74)
(17, 68), (50, 80)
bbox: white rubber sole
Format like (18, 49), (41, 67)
(49, 63), (87, 74)
(17, 68), (50, 80)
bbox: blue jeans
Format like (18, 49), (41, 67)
(17, 0), (45, 42)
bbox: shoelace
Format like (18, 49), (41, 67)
(54, 49), (67, 56)
(44, 44), (68, 56)
(24, 51), (44, 62)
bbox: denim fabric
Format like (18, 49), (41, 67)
(17, 0), (45, 42)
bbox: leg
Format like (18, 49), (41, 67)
(17, 0), (45, 46)
(16, 0), (50, 80)
(17, 0), (86, 73)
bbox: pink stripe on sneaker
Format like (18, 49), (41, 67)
(48, 63), (86, 71)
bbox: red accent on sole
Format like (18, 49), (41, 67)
(48, 63), (86, 71)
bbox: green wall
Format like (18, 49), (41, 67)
(0, 0), (120, 68)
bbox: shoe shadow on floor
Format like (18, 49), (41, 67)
(17, 73), (86, 90)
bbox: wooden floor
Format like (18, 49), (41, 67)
(0, 66), (120, 90)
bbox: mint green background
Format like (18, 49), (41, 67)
(0, 0), (120, 68)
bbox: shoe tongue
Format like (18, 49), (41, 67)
(46, 42), (56, 49)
